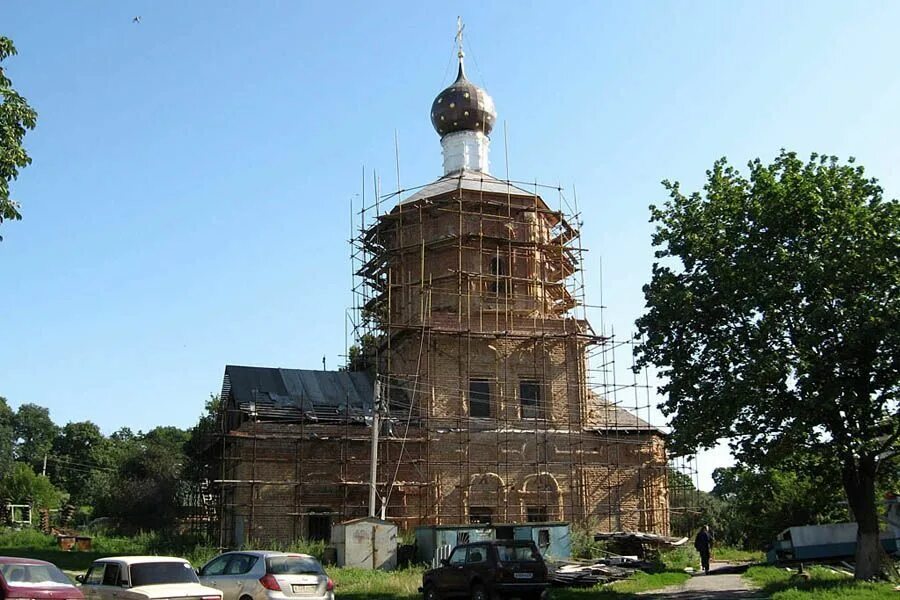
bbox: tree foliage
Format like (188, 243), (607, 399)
(0, 37), (37, 240)
(13, 403), (58, 468)
(0, 397), (14, 478)
(94, 426), (190, 531)
(0, 396), (204, 533)
(49, 421), (106, 505)
(183, 394), (220, 482)
(0, 462), (65, 509)
(636, 151), (900, 578)
(711, 462), (847, 549)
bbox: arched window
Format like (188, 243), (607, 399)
(489, 255), (508, 297)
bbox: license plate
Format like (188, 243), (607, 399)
(513, 573), (533, 580)
(292, 584), (317, 593)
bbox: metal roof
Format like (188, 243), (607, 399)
(224, 365), (374, 419)
(585, 394), (663, 433)
(399, 170), (538, 206)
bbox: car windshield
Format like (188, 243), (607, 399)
(130, 562), (199, 586)
(266, 556), (324, 575)
(495, 544), (541, 563)
(1, 563), (73, 586)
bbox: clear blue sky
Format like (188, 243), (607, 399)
(3, 1), (899, 490)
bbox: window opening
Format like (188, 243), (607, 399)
(526, 506), (549, 523)
(520, 380), (542, 419)
(538, 529), (551, 551)
(307, 510), (332, 542)
(469, 507), (493, 524)
(469, 379), (491, 417)
(489, 256), (508, 296)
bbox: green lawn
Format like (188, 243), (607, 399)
(330, 567), (422, 600)
(712, 546), (765, 563)
(744, 565), (898, 600)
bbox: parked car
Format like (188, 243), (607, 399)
(421, 540), (549, 600)
(0, 556), (84, 600)
(77, 556), (222, 600)
(198, 551), (334, 600)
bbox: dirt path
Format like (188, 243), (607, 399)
(636, 562), (768, 600)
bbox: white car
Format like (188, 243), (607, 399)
(198, 552), (334, 600)
(78, 556), (223, 600)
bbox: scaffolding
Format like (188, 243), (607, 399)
(198, 169), (699, 548)
(345, 170), (696, 531)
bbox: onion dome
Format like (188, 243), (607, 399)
(430, 58), (496, 138)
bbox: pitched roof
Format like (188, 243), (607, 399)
(399, 170), (538, 206)
(223, 365), (374, 421)
(585, 394), (664, 433)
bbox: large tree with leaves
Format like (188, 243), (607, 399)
(1, 37), (37, 240)
(636, 151), (900, 579)
(0, 397), (14, 477)
(14, 403), (58, 469)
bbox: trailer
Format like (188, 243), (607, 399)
(767, 497), (900, 563)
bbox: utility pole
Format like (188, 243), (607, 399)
(368, 377), (382, 518)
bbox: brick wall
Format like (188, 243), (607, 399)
(215, 186), (669, 546)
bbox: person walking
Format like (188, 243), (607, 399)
(694, 525), (713, 574)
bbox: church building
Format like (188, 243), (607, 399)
(210, 45), (669, 547)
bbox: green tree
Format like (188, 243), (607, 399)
(13, 403), (58, 469)
(0, 397), (14, 476)
(711, 462), (847, 549)
(94, 426), (190, 531)
(183, 394), (221, 482)
(343, 333), (378, 374)
(50, 421), (106, 505)
(635, 152), (900, 579)
(667, 468), (731, 542)
(0, 461), (65, 509)
(0, 37), (38, 240)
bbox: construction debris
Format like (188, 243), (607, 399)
(593, 531), (689, 547)
(549, 557), (655, 587)
(593, 531), (689, 559)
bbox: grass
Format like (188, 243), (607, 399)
(711, 546), (765, 563)
(329, 566), (422, 600)
(744, 565), (899, 600)
(0, 529), (218, 572)
(554, 571), (691, 600)
(657, 546), (700, 571)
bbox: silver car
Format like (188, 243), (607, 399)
(198, 552), (333, 600)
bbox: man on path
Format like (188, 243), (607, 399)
(694, 525), (713, 574)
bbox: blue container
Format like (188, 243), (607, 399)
(415, 522), (571, 565)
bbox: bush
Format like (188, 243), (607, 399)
(570, 520), (612, 559)
(658, 546), (700, 571)
(0, 528), (56, 549)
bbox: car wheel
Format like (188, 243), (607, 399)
(240, 594), (254, 600)
(471, 584), (488, 600)
(423, 584), (439, 600)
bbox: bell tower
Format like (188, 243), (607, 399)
(354, 28), (669, 530)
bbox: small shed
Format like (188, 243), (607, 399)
(331, 517), (398, 570)
(415, 522), (571, 566)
